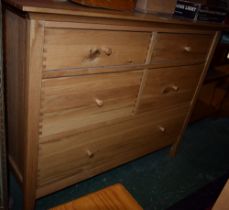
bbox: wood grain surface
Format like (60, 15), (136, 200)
(37, 104), (189, 195)
(136, 0), (177, 14)
(2, 0), (229, 30)
(71, 0), (135, 11)
(138, 65), (204, 113)
(170, 32), (222, 156)
(22, 18), (45, 210)
(213, 180), (229, 210)
(43, 28), (151, 70)
(5, 9), (27, 182)
(150, 33), (213, 67)
(50, 184), (143, 210)
(40, 71), (143, 137)
(3, 0), (227, 209)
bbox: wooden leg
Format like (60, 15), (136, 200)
(23, 189), (36, 210)
(22, 19), (45, 210)
(169, 32), (222, 158)
(169, 143), (178, 157)
(23, 157), (37, 210)
(169, 134), (183, 157)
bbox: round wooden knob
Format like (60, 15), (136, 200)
(86, 149), (94, 158)
(184, 46), (191, 52)
(162, 85), (179, 94)
(102, 47), (112, 56)
(158, 126), (166, 133)
(171, 85), (179, 91)
(95, 98), (104, 107)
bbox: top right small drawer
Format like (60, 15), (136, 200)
(150, 33), (214, 67)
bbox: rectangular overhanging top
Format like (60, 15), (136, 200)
(3, 0), (229, 31)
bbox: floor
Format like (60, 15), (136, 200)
(10, 118), (229, 210)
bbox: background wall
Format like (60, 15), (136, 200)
(0, 1), (8, 209)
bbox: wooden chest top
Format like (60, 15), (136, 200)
(3, 0), (229, 31)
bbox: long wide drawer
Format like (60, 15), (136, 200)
(37, 104), (189, 187)
(40, 70), (143, 137)
(43, 28), (151, 70)
(150, 33), (213, 67)
(138, 65), (203, 113)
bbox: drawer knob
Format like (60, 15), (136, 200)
(102, 47), (112, 56)
(162, 85), (179, 94)
(86, 149), (94, 158)
(87, 47), (112, 60)
(158, 126), (166, 133)
(184, 46), (191, 52)
(95, 98), (104, 107)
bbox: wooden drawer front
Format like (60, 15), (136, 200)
(38, 105), (189, 187)
(138, 65), (203, 113)
(151, 33), (213, 67)
(40, 71), (142, 137)
(43, 28), (151, 70)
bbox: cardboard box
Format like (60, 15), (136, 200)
(71, 0), (135, 11)
(136, 0), (177, 14)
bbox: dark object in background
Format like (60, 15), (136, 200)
(190, 33), (229, 122)
(197, 9), (227, 22)
(225, 15), (229, 24)
(174, 0), (228, 23)
(70, 0), (136, 11)
(192, 0), (228, 12)
(174, 0), (200, 19)
(135, 0), (177, 15)
(0, 0), (8, 208)
(167, 173), (229, 210)
(197, 0), (228, 23)
(206, 0), (228, 12)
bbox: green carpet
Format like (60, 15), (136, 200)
(10, 118), (229, 210)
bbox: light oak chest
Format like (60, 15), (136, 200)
(3, 1), (228, 209)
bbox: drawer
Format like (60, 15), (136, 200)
(43, 28), (151, 70)
(150, 33), (213, 67)
(40, 70), (143, 137)
(138, 65), (203, 113)
(38, 105), (189, 187)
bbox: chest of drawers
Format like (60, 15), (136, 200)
(3, 1), (228, 209)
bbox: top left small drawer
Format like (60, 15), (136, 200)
(43, 27), (151, 71)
